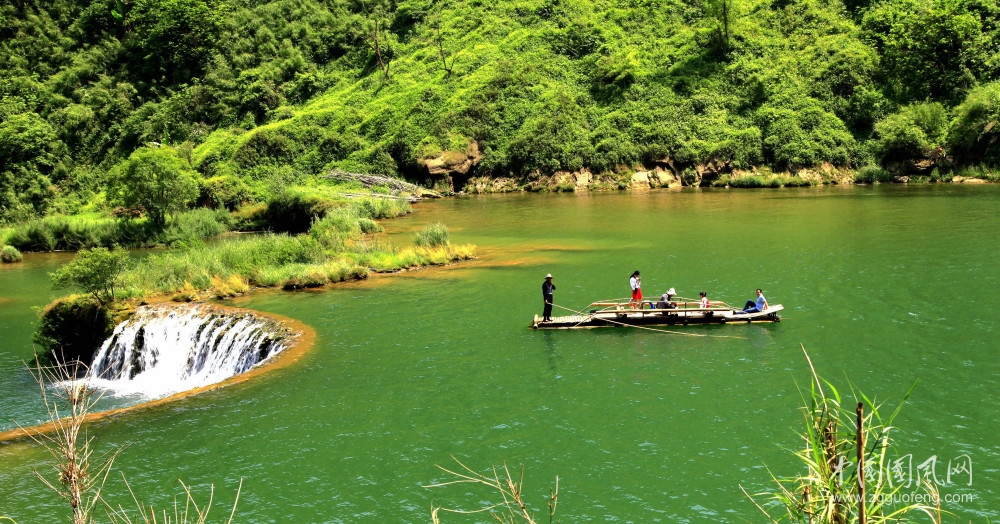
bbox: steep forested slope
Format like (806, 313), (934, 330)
(2, 0), (999, 221)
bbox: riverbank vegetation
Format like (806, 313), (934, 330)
(31, 201), (475, 357)
(4, 0), (1000, 225)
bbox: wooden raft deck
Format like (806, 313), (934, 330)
(531, 304), (783, 329)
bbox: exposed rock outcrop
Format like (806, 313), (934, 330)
(418, 141), (482, 193)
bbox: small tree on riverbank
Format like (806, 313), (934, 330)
(51, 247), (130, 307)
(107, 147), (200, 229)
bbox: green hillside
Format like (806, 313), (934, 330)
(3, 0), (1000, 222)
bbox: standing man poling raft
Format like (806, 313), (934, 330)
(542, 273), (556, 322)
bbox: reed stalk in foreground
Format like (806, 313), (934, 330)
(20, 358), (123, 524)
(103, 474), (242, 524)
(742, 345), (942, 524)
(425, 457), (558, 524)
(18, 356), (241, 524)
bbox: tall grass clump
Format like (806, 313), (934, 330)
(728, 175), (768, 188)
(4, 216), (121, 252)
(779, 175), (815, 187)
(309, 207), (363, 249)
(211, 274), (250, 298)
(126, 234), (326, 293)
(162, 208), (234, 247)
(952, 164), (999, 181)
(353, 197), (411, 219)
(22, 359), (124, 524)
(105, 477), (242, 524)
(854, 165), (893, 184)
(18, 357), (241, 524)
(425, 458), (558, 524)
(1, 245), (22, 263)
(3, 209), (232, 252)
(353, 243), (476, 272)
(743, 346), (940, 523)
(414, 223), (449, 247)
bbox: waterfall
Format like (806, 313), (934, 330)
(87, 304), (290, 398)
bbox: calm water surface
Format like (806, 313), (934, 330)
(1, 185), (997, 522)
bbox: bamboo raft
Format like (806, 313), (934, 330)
(531, 299), (783, 329)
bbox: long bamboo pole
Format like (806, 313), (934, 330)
(857, 402), (867, 524)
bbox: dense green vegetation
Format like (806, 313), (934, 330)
(2, 0), (1000, 223)
(33, 203), (474, 357)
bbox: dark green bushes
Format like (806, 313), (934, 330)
(263, 188), (339, 233)
(873, 102), (948, 164)
(757, 99), (856, 169)
(948, 81), (1000, 166)
(4, 0), (1000, 226)
(33, 295), (115, 366)
(1, 245), (23, 263)
(854, 165), (892, 184)
(3, 209), (232, 252)
(201, 175), (252, 210)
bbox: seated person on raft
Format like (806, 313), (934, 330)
(653, 288), (678, 309)
(739, 288), (768, 313)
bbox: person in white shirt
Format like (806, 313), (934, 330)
(628, 270), (642, 308)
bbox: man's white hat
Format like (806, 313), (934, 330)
(546, 274), (552, 278)
(667, 288), (676, 295)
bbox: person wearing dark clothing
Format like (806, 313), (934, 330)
(542, 274), (556, 321)
(655, 288), (677, 309)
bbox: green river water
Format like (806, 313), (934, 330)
(0, 185), (997, 522)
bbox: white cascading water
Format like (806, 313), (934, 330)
(87, 305), (289, 398)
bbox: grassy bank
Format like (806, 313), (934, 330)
(115, 195), (464, 298)
(0, 182), (412, 252)
(125, 230), (474, 299)
(33, 199), (474, 357)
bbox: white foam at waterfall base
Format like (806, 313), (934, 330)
(86, 305), (288, 399)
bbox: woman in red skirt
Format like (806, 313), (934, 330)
(629, 270), (642, 308)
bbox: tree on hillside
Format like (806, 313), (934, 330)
(360, 6), (396, 81)
(703, 0), (735, 50)
(126, 0), (227, 83)
(873, 101), (948, 165)
(0, 112), (64, 222)
(51, 247), (130, 307)
(107, 146), (200, 228)
(862, 0), (987, 102)
(948, 81), (1000, 165)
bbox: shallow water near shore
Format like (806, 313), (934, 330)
(1, 185), (997, 521)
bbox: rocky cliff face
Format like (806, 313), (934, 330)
(417, 141), (482, 193)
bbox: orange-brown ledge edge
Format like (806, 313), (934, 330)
(0, 303), (316, 445)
